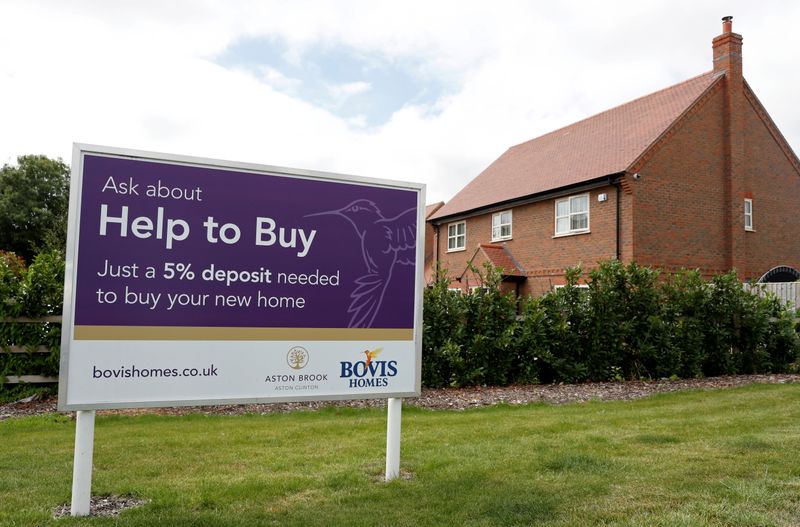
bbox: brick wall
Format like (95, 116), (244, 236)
(435, 186), (622, 295)
(631, 81), (800, 280)
(740, 91), (800, 279)
(631, 84), (729, 276)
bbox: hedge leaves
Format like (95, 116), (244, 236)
(423, 261), (800, 386)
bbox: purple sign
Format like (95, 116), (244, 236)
(60, 145), (423, 410)
(74, 154), (419, 331)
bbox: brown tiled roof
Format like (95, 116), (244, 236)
(425, 201), (445, 219)
(432, 71), (723, 220)
(461, 243), (525, 278)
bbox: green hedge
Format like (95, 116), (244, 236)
(0, 250), (64, 387)
(423, 261), (800, 387)
(3, 253), (798, 392)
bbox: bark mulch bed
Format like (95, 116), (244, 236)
(3, 374), (798, 420)
(52, 495), (148, 518)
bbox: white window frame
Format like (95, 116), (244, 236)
(447, 221), (466, 252)
(553, 284), (590, 291)
(554, 194), (590, 236)
(744, 198), (754, 231)
(491, 210), (513, 242)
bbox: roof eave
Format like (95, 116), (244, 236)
(430, 173), (625, 225)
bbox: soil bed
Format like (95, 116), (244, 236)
(2, 374), (798, 420)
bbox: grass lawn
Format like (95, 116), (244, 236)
(1, 383), (799, 526)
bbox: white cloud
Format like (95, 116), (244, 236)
(256, 65), (303, 93)
(328, 80), (371, 99)
(1, 0), (799, 205)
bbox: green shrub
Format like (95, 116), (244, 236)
(584, 261), (666, 380)
(0, 251), (26, 318)
(660, 270), (707, 378)
(536, 267), (589, 383)
(421, 260), (800, 388)
(459, 264), (518, 386)
(422, 263), (518, 387)
(760, 297), (800, 373)
(21, 250), (65, 317)
(702, 272), (754, 376)
(0, 250), (64, 390)
(421, 265), (467, 387)
(513, 296), (547, 384)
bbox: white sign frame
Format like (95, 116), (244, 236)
(58, 144), (425, 411)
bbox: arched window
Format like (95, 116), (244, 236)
(757, 266), (800, 283)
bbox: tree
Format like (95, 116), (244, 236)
(0, 155), (70, 262)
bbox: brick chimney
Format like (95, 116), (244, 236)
(713, 16), (747, 275)
(712, 15), (743, 80)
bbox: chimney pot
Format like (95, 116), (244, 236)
(722, 16), (733, 33)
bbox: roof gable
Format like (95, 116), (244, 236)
(742, 80), (800, 176)
(458, 243), (525, 280)
(432, 71), (722, 220)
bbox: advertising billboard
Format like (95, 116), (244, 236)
(58, 145), (424, 410)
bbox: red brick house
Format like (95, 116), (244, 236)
(429, 17), (800, 296)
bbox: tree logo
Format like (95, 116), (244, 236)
(286, 346), (309, 370)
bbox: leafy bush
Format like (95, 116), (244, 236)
(422, 260), (800, 387)
(513, 296), (547, 384)
(459, 264), (518, 386)
(758, 296), (799, 373)
(0, 250), (64, 390)
(585, 261), (666, 380)
(660, 270), (708, 378)
(535, 267), (589, 383)
(421, 265), (467, 387)
(421, 263), (518, 387)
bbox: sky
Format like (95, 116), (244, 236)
(1, 1), (799, 204)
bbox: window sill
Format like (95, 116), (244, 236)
(446, 247), (466, 253)
(745, 227), (755, 232)
(553, 230), (590, 239)
(490, 236), (512, 243)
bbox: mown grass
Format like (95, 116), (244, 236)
(1, 383), (799, 526)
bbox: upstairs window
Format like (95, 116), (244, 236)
(491, 210), (513, 241)
(555, 194), (590, 235)
(447, 221), (466, 251)
(744, 198), (754, 231)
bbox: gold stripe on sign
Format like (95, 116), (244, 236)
(73, 325), (413, 341)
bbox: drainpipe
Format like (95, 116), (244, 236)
(433, 224), (440, 277)
(609, 177), (622, 261)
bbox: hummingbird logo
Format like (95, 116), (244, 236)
(363, 347), (383, 368)
(306, 199), (416, 328)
